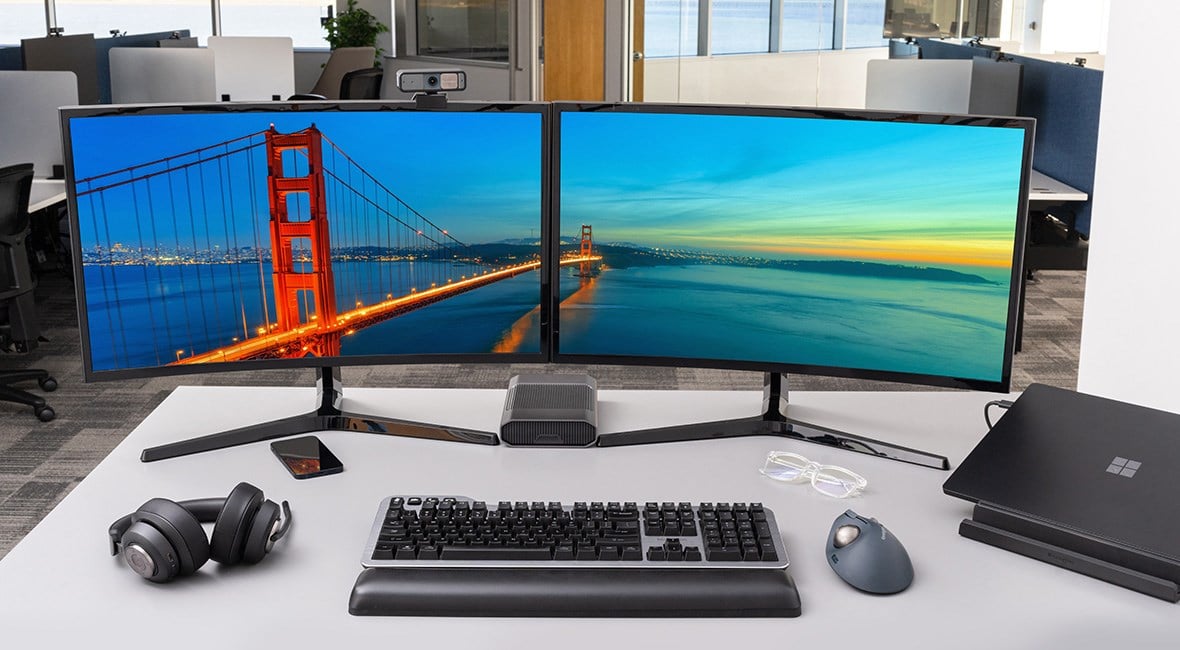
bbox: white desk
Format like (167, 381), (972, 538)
(0, 387), (1175, 646)
(28, 179), (66, 214)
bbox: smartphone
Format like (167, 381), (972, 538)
(270, 436), (344, 479)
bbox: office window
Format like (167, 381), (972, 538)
(711, 0), (771, 55)
(645, 0), (699, 58)
(0, 1), (46, 46)
(845, 0), (888, 47)
(416, 0), (510, 62)
(781, 0), (834, 51)
(220, 1), (331, 48)
(53, 1), (213, 40)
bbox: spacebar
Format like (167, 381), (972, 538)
(439, 546), (554, 560)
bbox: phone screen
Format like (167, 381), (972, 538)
(270, 436), (344, 479)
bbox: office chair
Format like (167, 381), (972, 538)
(310, 46), (376, 100)
(0, 163), (58, 422)
(340, 67), (384, 100)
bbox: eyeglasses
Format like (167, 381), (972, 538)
(759, 452), (867, 498)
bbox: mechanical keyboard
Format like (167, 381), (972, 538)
(362, 496), (788, 568)
(349, 496), (802, 617)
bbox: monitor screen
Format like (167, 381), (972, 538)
(552, 104), (1031, 391)
(64, 102), (547, 380)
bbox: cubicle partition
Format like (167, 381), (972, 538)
(21, 34), (100, 104)
(0, 47), (21, 70)
(109, 47), (216, 104)
(0, 71), (80, 177)
(208, 36), (295, 101)
(916, 38), (1103, 238)
(94, 30), (194, 103)
(866, 57), (1021, 116)
(1004, 52), (1102, 237)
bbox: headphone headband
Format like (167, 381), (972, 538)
(108, 497), (224, 555)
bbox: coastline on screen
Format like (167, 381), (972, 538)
(554, 110), (1027, 384)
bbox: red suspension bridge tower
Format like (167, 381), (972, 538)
(265, 125), (340, 356)
(579, 224), (594, 277)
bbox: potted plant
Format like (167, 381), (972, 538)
(323, 0), (389, 64)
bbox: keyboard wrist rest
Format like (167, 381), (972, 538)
(348, 567), (802, 617)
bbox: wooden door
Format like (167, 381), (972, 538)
(543, 0), (605, 101)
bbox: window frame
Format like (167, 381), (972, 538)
(646, 0), (891, 58)
(16, 0), (336, 50)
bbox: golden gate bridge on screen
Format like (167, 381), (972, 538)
(75, 125), (599, 366)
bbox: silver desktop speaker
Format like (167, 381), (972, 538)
(500, 374), (598, 446)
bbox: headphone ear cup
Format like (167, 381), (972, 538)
(210, 482), (263, 565)
(241, 500), (281, 565)
(119, 520), (181, 583)
(132, 498), (211, 577)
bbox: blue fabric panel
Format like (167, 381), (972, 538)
(915, 39), (1103, 237)
(1008, 53), (1102, 236)
(94, 30), (192, 103)
(916, 38), (977, 60)
(0, 47), (22, 70)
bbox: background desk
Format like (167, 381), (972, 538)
(28, 179), (66, 214)
(0, 387), (1174, 646)
(1029, 169), (1088, 203)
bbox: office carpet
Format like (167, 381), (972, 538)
(0, 270), (1085, 559)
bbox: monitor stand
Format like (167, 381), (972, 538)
(596, 372), (949, 470)
(139, 366), (499, 462)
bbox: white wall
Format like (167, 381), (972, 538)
(1076, 3), (1180, 411)
(644, 48), (888, 109)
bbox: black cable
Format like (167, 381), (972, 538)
(984, 400), (1014, 428)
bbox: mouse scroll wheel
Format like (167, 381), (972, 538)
(834, 524), (860, 548)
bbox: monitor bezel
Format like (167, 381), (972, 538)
(548, 102), (1033, 393)
(62, 100), (553, 382)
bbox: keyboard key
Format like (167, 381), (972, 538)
(438, 545), (553, 561)
(705, 547), (742, 562)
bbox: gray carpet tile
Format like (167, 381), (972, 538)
(0, 270), (1085, 559)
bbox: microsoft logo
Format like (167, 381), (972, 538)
(1106, 457), (1142, 478)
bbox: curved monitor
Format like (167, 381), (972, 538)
(63, 102), (549, 381)
(550, 103), (1032, 392)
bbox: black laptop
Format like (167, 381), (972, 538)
(944, 383), (1180, 600)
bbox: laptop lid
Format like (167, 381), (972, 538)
(944, 383), (1180, 561)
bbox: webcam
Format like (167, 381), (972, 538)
(395, 70), (467, 94)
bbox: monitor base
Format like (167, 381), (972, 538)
(596, 373), (949, 470)
(140, 366), (499, 462)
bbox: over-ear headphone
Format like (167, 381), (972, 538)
(108, 482), (292, 583)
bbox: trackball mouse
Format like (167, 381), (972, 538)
(826, 509), (913, 594)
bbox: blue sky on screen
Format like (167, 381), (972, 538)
(560, 111), (1026, 269)
(70, 110), (542, 247)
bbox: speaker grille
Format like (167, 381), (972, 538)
(502, 421), (597, 446)
(510, 383), (595, 410)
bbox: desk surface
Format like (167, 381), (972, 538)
(28, 178), (66, 213)
(0, 386), (1174, 646)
